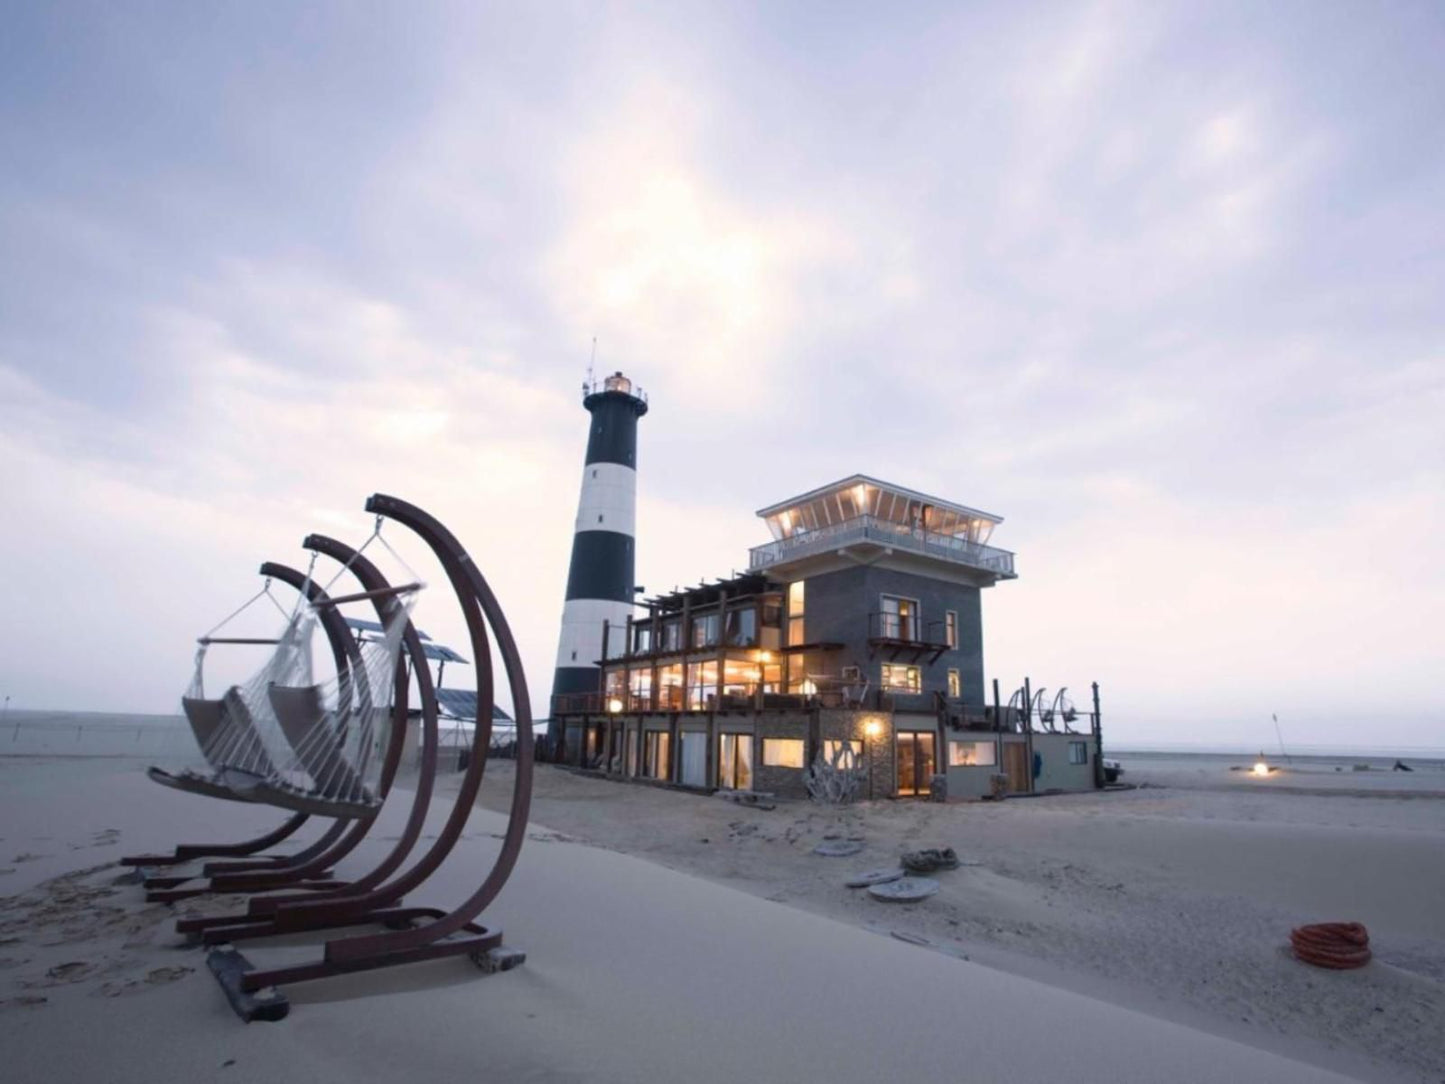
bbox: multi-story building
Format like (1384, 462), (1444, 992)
(551, 475), (1101, 800)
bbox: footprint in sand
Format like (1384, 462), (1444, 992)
(40, 960), (97, 984)
(11, 854), (48, 864)
(0, 995), (48, 1011)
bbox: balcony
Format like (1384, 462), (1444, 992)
(748, 515), (1016, 578)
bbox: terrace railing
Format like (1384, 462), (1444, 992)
(748, 515), (1016, 577)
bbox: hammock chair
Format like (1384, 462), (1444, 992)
(151, 572), (421, 821)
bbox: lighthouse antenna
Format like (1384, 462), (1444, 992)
(587, 336), (597, 394)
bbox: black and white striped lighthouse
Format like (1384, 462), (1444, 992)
(549, 371), (648, 747)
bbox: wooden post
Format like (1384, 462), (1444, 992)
(1092, 681), (1104, 789)
(1023, 676), (1035, 793)
(992, 678), (1003, 788)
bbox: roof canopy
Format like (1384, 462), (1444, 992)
(756, 475), (1002, 545)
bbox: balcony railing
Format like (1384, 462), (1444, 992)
(748, 515), (1016, 577)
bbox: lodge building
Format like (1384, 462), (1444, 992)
(550, 475), (1101, 800)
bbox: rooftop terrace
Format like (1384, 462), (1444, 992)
(748, 474), (1016, 580)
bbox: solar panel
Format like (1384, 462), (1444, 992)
(433, 689), (513, 723)
(343, 617), (433, 641)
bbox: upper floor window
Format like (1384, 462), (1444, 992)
(880, 595), (919, 641)
(632, 624), (652, 655)
(787, 581), (806, 646)
(945, 610), (958, 649)
(691, 612), (720, 649)
(761, 594), (782, 628)
(947, 668), (961, 699)
(660, 618), (683, 652)
(724, 607), (757, 647)
(881, 663), (921, 694)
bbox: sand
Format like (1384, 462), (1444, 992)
(473, 758), (1445, 1083)
(0, 751), (1439, 1083)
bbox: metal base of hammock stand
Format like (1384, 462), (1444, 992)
(175, 535), (443, 945)
(119, 808), (311, 869)
(202, 494), (533, 1021)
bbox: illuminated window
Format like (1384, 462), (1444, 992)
(686, 659), (718, 711)
(762, 738), (805, 768)
(628, 667), (652, 707)
(880, 595), (918, 641)
(1069, 741), (1088, 765)
(787, 581), (806, 646)
(718, 733), (752, 790)
(823, 739), (862, 769)
(657, 663), (684, 710)
(947, 669), (961, 699)
(949, 740), (996, 767)
(946, 610), (957, 648)
(881, 663), (921, 693)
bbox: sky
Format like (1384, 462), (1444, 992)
(2, 2), (1441, 751)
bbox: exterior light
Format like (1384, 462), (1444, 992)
(1252, 761), (1269, 776)
(757, 650), (772, 663)
(607, 698), (624, 713)
(864, 718), (883, 739)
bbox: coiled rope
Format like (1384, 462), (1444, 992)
(1290, 922), (1371, 969)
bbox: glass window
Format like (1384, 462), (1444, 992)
(724, 607), (757, 647)
(644, 730), (671, 779)
(761, 595), (782, 628)
(787, 581), (806, 646)
(686, 659), (718, 711)
(762, 738), (805, 768)
(823, 739), (862, 769)
(661, 619), (683, 652)
(691, 612), (719, 649)
(632, 624), (652, 655)
(1069, 741), (1088, 765)
(946, 610), (958, 649)
(718, 733), (753, 790)
(881, 663), (921, 693)
(657, 663), (684, 710)
(947, 669), (961, 699)
(880, 595), (918, 641)
(949, 740), (996, 767)
(628, 667), (652, 708)
(721, 656), (760, 697)
(604, 669), (626, 709)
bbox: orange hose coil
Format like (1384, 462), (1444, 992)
(1290, 922), (1371, 969)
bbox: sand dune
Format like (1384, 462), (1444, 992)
(1, 754), (1439, 1083)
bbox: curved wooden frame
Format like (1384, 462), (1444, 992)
(123, 562), (359, 872)
(150, 542), (423, 902)
(207, 494), (533, 1019)
(177, 534), (442, 941)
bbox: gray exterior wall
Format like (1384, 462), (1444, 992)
(1031, 732), (1096, 792)
(802, 565), (985, 709)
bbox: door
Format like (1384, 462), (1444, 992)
(718, 733), (753, 790)
(1004, 742), (1029, 793)
(679, 732), (707, 787)
(896, 732), (936, 797)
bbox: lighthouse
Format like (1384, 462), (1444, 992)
(549, 371), (648, 749)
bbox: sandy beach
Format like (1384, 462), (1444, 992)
(1, 742), (1441, 1083)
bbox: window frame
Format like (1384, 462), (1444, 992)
(879, 593), (921, 641)
(945, 610), (958, 649)
(761, 738), (806, 768)
(880, 662), (922, 694)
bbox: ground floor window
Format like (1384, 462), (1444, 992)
(643, 730), (671, 780)
(949, 740), (996, 767)
(679, 731), (707, 787)
(896, 731), (935, 796)
(718, 733), (753, 790)
(762, 738), (805, 768)
(1069, 741), (1088, 765)
(881, 663), (921, 693)
(625, 729), (637, 775)
(822, 738), (862, 769)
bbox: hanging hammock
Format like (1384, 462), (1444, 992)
(151, 570), (421, 821)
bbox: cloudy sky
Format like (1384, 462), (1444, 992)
(3, 2), (1441, 750)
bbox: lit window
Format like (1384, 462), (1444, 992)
(947, 669), (961, 699)
(787, 581), (805, 646)
(946, 610), (957, 648)
(880, 595), (919, 641)
(762, 738), (805, 768)
(686, 660), (718, 711)
(823, 739), (862, 769)
(1069, 741), (1088, 765)
(691, 613), (720, 648)
(949, 740), (996, 767)
(881, 664), (921, 693)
